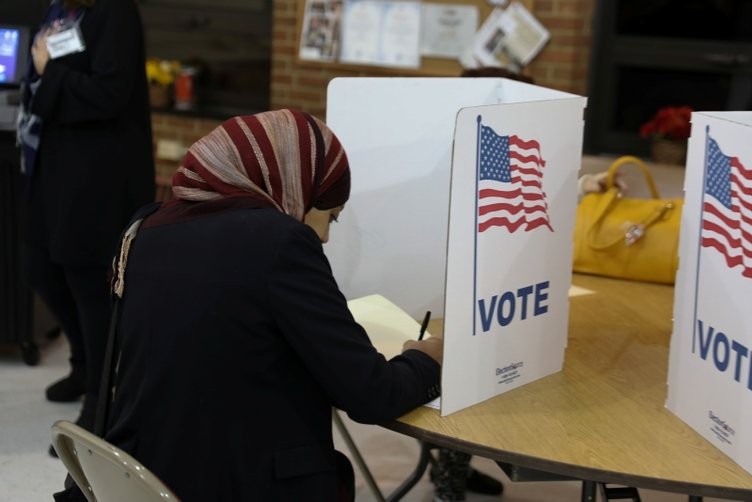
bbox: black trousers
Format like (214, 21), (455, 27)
(23, 242), (111, 399)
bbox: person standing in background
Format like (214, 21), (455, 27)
(17, 0), (154, 444)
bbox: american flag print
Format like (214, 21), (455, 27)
(477, 123), (552, 233)
(702, 135), (752, 279)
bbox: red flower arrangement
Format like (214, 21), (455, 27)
(639, 105), (693, 141)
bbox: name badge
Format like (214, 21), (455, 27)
(46, 26), (85, 59)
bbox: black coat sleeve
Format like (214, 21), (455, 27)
(31, 0), (144, 123)
(267, 224), (441, 425)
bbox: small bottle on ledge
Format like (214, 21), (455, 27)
(174, 67), (197, 111)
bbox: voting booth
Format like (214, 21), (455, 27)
(667, 111), (752, 474)
(326, 77), (586, 415)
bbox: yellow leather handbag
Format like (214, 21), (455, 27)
(573, 155), (683, 284)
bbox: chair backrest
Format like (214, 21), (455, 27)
(51, 420), (180, 502)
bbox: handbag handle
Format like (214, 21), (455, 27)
(606, 155), (661, 199)
(585, 156), (675, 250)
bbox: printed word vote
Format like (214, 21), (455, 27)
(695, 320), (752, 391)
(478, 281), (550, 333)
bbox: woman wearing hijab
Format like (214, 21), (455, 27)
(59, 109), (443, 501)
(18, 0), (154, 430)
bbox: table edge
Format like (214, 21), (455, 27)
(383, 420), (752, 500)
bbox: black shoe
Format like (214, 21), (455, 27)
(45, 371), (85, 403)
(466, 469), (503, 496)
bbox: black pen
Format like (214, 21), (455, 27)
(418, 310), (431, 340)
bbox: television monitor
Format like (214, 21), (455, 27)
(0, 24), (30, 87)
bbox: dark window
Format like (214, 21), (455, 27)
(585, 0), (752, 156)
(616, 0), (752, 42)
(612, 68), (736, 135)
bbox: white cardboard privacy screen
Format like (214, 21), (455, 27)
(667, 111), (752, 474)
(325, 77), (577, 319)
(441, 99), (585, 415)
(326, 77), (586, 416)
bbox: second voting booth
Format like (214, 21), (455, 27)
(667, 111), (752, 475)
(325, 78), (586, 415)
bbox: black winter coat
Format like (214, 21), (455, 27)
(100, 201), (441, 501)
(27, 0), (154, 266)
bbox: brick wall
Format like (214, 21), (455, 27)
(531, 0), (595, 93)
(150, 112), (221, 197)
(151, 0), (595, 187)
(271, 0), (596, 117)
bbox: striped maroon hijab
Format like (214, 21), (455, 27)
(171, 109), (350, 221)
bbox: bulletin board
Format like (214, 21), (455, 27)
(295, 0), (535, 76)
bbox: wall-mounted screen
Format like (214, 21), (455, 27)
(0, 24), (29, 86)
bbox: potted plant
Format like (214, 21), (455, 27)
(639, 105), (693, 165)
(145, 58), (182, 109)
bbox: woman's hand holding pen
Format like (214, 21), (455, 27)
(402, 337), (443, 364)
(402, 310), (442, 364)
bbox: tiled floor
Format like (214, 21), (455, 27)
(0, 333), (739, 502)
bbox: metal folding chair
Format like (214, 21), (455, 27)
(50, 420), (179, 502)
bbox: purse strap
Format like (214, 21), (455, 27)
(94, 202), (162, 437)
(584, 156), (675, 250)
(605, 155), (660, 199)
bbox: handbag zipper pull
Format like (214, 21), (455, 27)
(624, 223), (645, 246)
(623, 202), (675, 246)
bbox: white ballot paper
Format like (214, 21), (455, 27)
(347, 294), (428, 361)
(347, 295), (441, 409)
